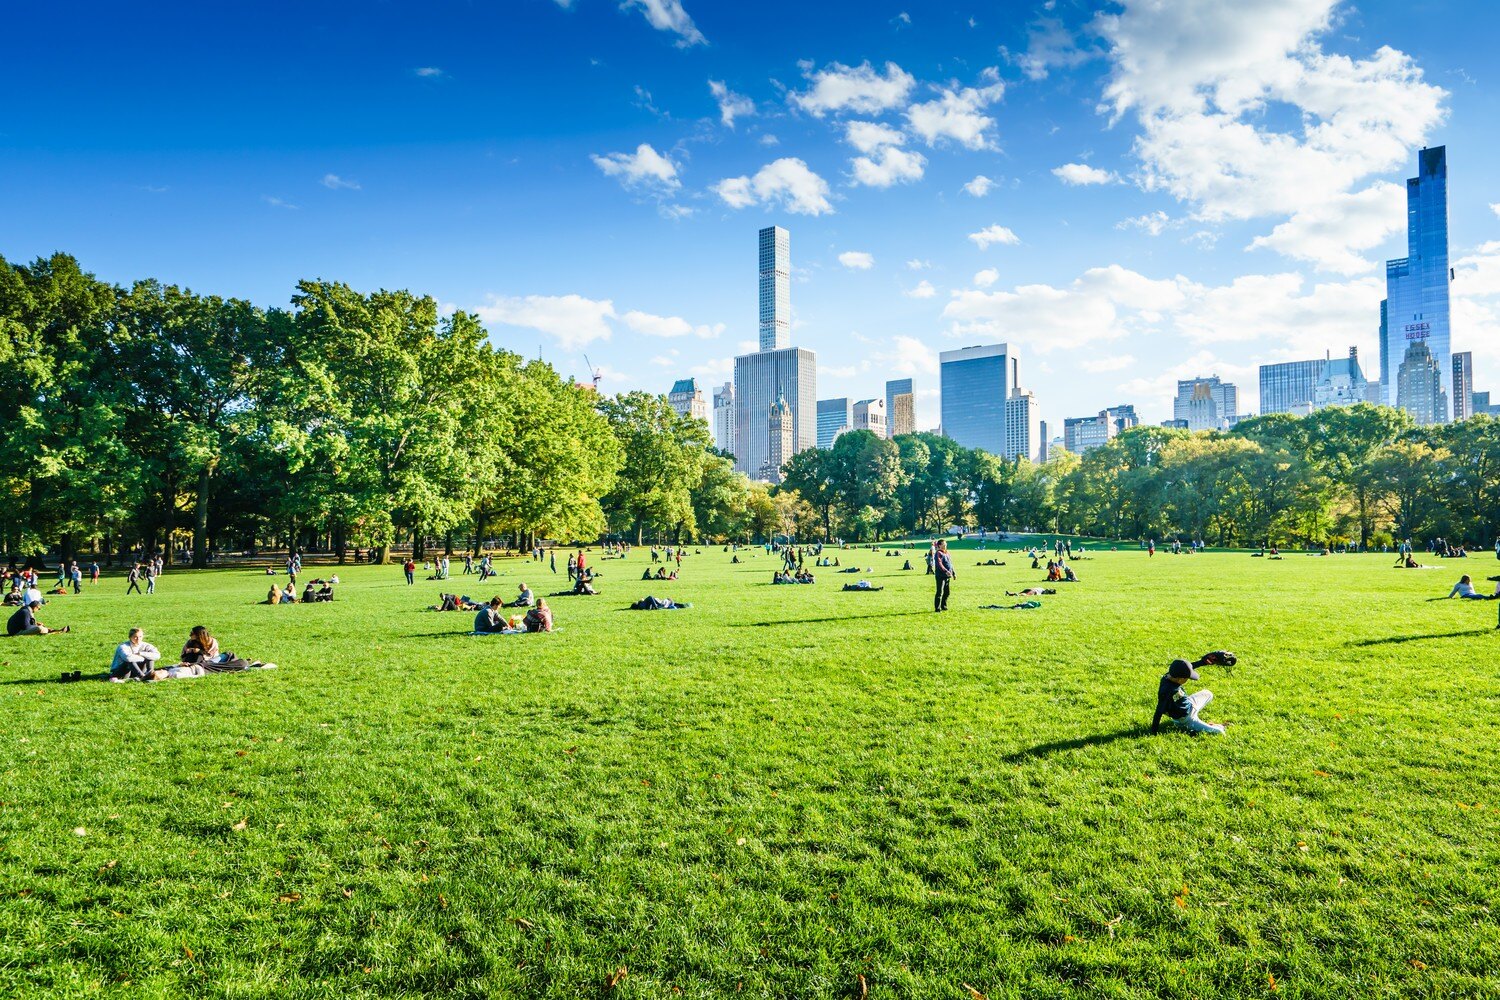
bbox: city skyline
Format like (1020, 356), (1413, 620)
(4, 2), (1500, 428)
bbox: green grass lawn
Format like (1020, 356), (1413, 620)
(2, 541), (1498, 998)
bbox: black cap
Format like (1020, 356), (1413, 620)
(1168, 658), (1199, 680)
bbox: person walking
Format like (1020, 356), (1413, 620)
(89, 562), (100, 585)
(550, 550), (557, 574)
(932, 538), (955, 613)
(145, 562), (157, 595)
(126, 564), (143, 595)
(70, 562), (83, 594)
(403, 558), (416, 586)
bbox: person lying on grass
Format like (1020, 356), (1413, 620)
(1151, 658), (1226, 735)
(975, 559), (1007, 566)
(1007, 587), (1056, 596)
(841, 580), (883, 591)
(110, 627), (161, 680)
(630, 596), (690, 610)
(1446, 574), (1497, 600)
(8, 599), (70, 636)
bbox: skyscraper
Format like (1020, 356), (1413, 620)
(1382, 147), (1451, 421)
(1397, 340), (1447, 425)
(853, 398), (886, 436)
(667, 378), (708, 423)
(1311, 348), (1374, 410)
(940, 344), (1017, 456)
(1005, 391), (1042, 462)
(1259, 360), (1324, 415)
(736, 226), (816, 479)
(1063, 411), (1115, 454)
(816, 397), (852, 449)
(1173, 376), (1238, 431)
(712, 382), (735, 455)
(762, 391), (795, 484)
(758, 225), (790, 352)
(885, 378), (915, 438)
(1452, 351), (1474, 421)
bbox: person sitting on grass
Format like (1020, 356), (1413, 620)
(264, 583), (280, 605)
(474, 597), (507, 633)
(1151, 658), (1226, 736)
(109, 627), (161, 680)
(510, 583), (535, 608)
(1062, 565), (1078, 582)
(901, 559), (913, 571)
(301, 581), (318, 603)
(1446, 574), (1493, 600)
(523, 599), (553, 633)
(1007, 587), (1056, 596)
(279, 583), (297, 604)
(7, 599), (69, 636)
(181, 625), (220, 663)
(1398, 554), (1427, 569)
(841, 580), (883, 591)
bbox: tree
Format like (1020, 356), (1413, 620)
(600, 391), (712, 544)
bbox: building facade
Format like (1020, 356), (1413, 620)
(667, 378), (709, 424)
(1453, 351), (1474, 421)
(712, 382), (735, 455)
(885, 378), (914, 438)
(1063, 411), (1115, 454)
(1173, 376), (1238, 431)
(1397, 339), (1447, 425)
(1005, 391), (1042, 462)
(940, 344), (1017, 456)
(816, 397), (852, 449)
(1311, 349), (1374, 410)
(758, 225), (790, 352)
(853, 398), (886, 437)
(1382, 147), (1452, 421)
(762, 392), (795, 483)
(1259, 360), (1324, 415)
(1106, 404), (1139, 434)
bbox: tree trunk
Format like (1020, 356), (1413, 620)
(634, 516), (644, 547)
(334, 521), (347, 564)
(192, 467), (212, 568)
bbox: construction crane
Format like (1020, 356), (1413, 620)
(582, 354), (602, 390)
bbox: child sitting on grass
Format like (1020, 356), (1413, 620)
(1151, 658), (1226, 735)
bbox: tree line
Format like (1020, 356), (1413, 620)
(6, 253), (1495, 563)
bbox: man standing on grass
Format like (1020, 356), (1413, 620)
(403, 558), (416, 586)
(126, 563), (142, 594)
(932, 538), (955, 613)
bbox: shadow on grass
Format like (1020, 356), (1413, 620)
(1001, 727), (1150, 763)
(733, 610), (934, 628)
(1349, 627), (1496, 647)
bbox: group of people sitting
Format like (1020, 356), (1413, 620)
(472, 596), (553, 633)
(1043, 560), (1079, 583)
(771, 570), (815, 584)
(264, 578), (336, 604)
(555, 569), (600, 596)
(106, 625), (274, 682)
(641, 567), (679, 581)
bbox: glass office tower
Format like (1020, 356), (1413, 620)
(1259, 360), (1324, 415)
(816, 397), (852, 449)
(939, 344), (1016, 456)
(1383, 147), (1451, 420)
(758, 226), (790, 352)
(885, 378), (914, 438)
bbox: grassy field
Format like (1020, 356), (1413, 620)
(2, 540), (1498, 998)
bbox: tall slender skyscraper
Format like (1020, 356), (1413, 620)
(712, 382), (735, 455)
(1383, 147), (1451, 421)
(1452, 351), (1474, 421)
(885, 378), (914, 438)
(758, 225), (790, 352)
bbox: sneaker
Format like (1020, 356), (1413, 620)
(108, 677), (126, 683)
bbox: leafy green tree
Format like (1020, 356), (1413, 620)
(600, 391), (711, 544)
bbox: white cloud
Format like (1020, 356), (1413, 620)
(713, 158), (834, 215)
(874, 335), (939, 376)
(659, 204), (695, 221)
(1081, 354), (1137, 373)
(688, 355), (735, 380)
(621, 0), (706, 47)
(1453, 241), (1500, 369)
(906, 280), (937, 299)
(758, 134), (780, 146)
(709, 80), (755, 127)
(973, 268), (999, 288)
(1117, 211), (1175, 236)
(621, 310), (723, 338)
(321, 173), (361, 190)
(261, 195), (298, 209)
(906, 259), (931, 270)
(591, 143), (680, 193)
(969, 225), (1020, 249)
(1247, 181), (1404, 275)
(1010, 17), (1093, 81)
(476, 294), (615, 350)
(963, 175), (994, 197)
(844, 121), (906, 154)
(1491, 203), (1500, 220)
(851, 145), (926, 188)
(791, 60), (915, 117)
(838, 251), (875, 270)
(1052, 163), (1117, 186)
(1095, 0), (1446, 274)
(413, 67), (444, 78)
(905, 78), (1005, 150)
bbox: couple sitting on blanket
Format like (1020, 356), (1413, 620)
(474, 597), (553, 633)
(109, 625), (275, 682)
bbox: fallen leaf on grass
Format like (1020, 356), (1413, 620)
(183, 946), (194, 960)
(608, 967), (627, 988)
(100, 860), (118, 871)
(564, 746), (577, 756)
(438, 893), (448, 909)
(1173, 885), (1189, 909)
(278, 892), (301, 904)
(1410, 960), (1428, 970)
(343, 888), (353, 898)
(235, 750), (248, 757)
(513, 918), (534, 930)
(857, 973), (868, 997)
(1268, 972), (1278, 991)
(1313, 770), (1332, 778)
(962, 984), (988, 1000)
(1103, 914), (1122, 938)
(736, 837), (747, 846)
(73, 827), (87, 837)
(232, 819), (248, 832)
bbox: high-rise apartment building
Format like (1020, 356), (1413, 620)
(1106, 404), (1139, 434)
(1173, 376), (1238, 431)
(940, 344), (1017, 456)
(1005, 391), (1042, 462)
(1259, 360), (1324, 415)
(1063, 411), (1115, 454)
(885, 378), (915, 438)
(1383, 147), (1452, 421)
(853, 398), (886, 437)
(762, 392), (795, 484)
(1397, 340), (1447, 425)
(712, 382), (735, 455)
(758, 225), (790, 352)
(1472, 391), (1500, 416)
(735, 226), (816, 479)
(667, 378), (709, 424)
(1452, 352), (1474, 421)
(816, 397), (852, 449)
(1038, 420), (1050, 462)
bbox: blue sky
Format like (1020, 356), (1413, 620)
(4, 0), (1500, 427)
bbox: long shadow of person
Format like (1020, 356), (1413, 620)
(999, 727), (1150, 763)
